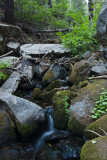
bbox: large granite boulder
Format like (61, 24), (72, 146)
(80, 136), (107, 160)
(0, 93), (45, 140)
(97, 0), (107, 47)
(68, 80), (107, 135)
(20, 44), (71, 58)
(0, 23), (23, 55)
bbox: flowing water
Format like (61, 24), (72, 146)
(35, 106), (54, 153)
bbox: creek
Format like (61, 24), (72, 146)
(34, 106), (85, 160)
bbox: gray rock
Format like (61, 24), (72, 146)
(68, 80), (107, 135)
(82, 51), (91, 59)
(46, 130), (70, 141)
(35, 62), (50, 78)
(90, 61), (107, 75)
(97, 0), (107, 46)
(20, 44), (71, 58)
(0, 72), (21, 94)
(43, 64), (67, 84)
(7, 41), (20, 52)
(19, 59), (35, 80)
(0, 93), (45, 139)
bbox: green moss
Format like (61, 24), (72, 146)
(16, 120), (38, 140)
(69, 85), (77, 92)
(40, 88), (60, 103)
(44, 70), (55, 81)
(80, 136), (107, 160)
(53, 99), (68, 129)
(85, 115), (107, 139)
(46, 80), (62, 92)
(79, 80), (89, 88)
(0, 112), (15, 140)
(0, 113), (6, 127)
(68, 116), (85, 135)
(78, 80), (107, 105)
(32, 88), (42, 99)
(52, 90), (75, 103)
(69, 60), (90, 84)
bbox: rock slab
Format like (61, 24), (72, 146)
(20, 44), (71, 57)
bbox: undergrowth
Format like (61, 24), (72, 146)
(91, 88), (107, 120)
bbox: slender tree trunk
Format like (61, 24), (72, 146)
(88, 0), (94, 22)
(4, 0), (14, 25)
(48, 0), (52, 8)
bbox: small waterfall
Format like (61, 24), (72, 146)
(35, 106), (54, 153)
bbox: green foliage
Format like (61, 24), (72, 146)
(58, 2), (103, 55)
(15, 0), (69, 29)
(62, 96), (69, 117)
(91, 88), (107, 120)
(0, 61), (11, 80)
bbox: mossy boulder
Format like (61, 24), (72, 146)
(46, 80), (67, 92)
(69, 85), (77, 92)
(68, 116), (85, 135)
(52, 99), (68, 129)
(69, 60), (91, 84)
(52, 90), (76, 103)
(40, 88), (62, 104)
(68, 80), (107, 135)
(43, 64), (67, 84)
(0, 110), (15, 147)
(0, 94), (45, 141)
(79, 80), (89, 88)
(84, 115), (107, 139)
(80, 136), (107, 160)
(32, 88), (42, 99)
(52, 90), (76, 129)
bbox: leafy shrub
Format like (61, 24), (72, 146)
(62, 96), (69, 117)
(91, 89), (107, 120)
(57, 2), (103, 55)
(0, 61), (11, 79)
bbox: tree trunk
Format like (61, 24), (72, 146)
(4, 0), (14, 25)
(88, 0), (94, 22)
(48, 0), (52, 8)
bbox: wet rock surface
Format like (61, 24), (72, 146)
(0, 143), (35, 160)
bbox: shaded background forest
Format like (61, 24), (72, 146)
(0, 0), (104, 55)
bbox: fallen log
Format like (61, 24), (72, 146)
(89, 75), (107, 79)
(17, 23), (72, 34)
(0, 51), (14, 58)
